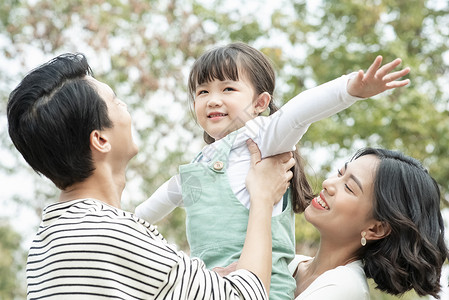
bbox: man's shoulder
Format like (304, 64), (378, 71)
(36, 198), (181, 265)
(41, 199), (166, 244)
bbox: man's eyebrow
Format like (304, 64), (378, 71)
(345, 162), (364, 193)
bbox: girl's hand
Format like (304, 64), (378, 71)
(347, 56), (410, 98)
(245, 139), (294, 208)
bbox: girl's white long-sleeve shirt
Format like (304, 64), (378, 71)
(135, 73), (361, 222)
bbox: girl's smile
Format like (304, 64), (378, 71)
(207, 112), (228, 119)
(194, 74), (261, 140)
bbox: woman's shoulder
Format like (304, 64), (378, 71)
(294, 259), (370, 300)
(313, 261), (369, 298)
(327, 261), (368, 287)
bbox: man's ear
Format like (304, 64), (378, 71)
(365, 221), (391, 241)
(254, 92), (271, 115)
(90, 130), (111, 153)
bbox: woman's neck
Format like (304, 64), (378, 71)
(295, 239), (359, 296)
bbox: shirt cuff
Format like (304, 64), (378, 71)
(226, 269), (268, 299)
(342, 72), (365, 102)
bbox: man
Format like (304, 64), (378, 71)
(7, 53), (294, 299)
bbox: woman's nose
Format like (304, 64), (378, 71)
(322, 176), (337, 195)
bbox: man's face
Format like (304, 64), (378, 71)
(87, 76), (138, 161)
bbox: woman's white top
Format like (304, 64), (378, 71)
(290, 255), (370, 300)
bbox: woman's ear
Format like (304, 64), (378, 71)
(90, 130), (111, 153)
(365, 221), (391, 241)
(254, 92), (271, 115)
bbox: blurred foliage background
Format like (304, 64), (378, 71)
(0, 0), (448, 299)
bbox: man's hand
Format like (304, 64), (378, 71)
(213, 261), (238, 277)
(245, 139), (295, 208)
(347, 55), (410, 98)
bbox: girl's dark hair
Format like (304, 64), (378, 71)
(353, 148), (448, 298)
(188, 42), (314, 213)
(7, 53), (112, 190)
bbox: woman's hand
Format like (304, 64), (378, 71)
(347, 55), (410, 98)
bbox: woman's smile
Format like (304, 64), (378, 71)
(311, 192), (330, 210)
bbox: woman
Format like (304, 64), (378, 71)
(291, 148), (448, 299)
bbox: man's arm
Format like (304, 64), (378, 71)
(236, 139), (295, 293)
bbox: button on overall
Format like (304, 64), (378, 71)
(213, 161), (224, 171)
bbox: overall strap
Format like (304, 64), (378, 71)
(207, 131), (238, 173)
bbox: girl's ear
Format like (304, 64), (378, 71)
(90, 130), (111, 153)
(365, 221), (391, 241)
(254, 92), (271, 115)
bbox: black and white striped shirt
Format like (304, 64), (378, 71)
(26, 199), (267, 299)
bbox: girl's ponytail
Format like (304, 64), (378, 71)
(267, 102), (315, 213)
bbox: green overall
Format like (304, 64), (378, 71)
(180, 132), (296, 299)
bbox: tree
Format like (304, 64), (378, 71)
(0, 222), (25, 299)
(300, 1), (449, 197)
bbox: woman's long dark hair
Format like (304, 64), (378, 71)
(353, 148), (448, 298)
(188, 42), (314, 213)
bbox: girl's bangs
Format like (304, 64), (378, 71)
(194, 51), (241, 85)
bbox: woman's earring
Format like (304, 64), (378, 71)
(361, 232), (367, 246)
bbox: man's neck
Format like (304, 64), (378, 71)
(59, 170), (126, 209)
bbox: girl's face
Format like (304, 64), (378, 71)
(193, 72), (265, 140)
(305, 154), (380, 244)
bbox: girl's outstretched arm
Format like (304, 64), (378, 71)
(257, 56), (410, 158)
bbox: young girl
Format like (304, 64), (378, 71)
(136, 42), (410, 299)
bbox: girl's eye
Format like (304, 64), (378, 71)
(337, 169), (343, 176)
(197, 90), (208, 96)
(224, 87), (235, 92)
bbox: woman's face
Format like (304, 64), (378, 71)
(305, 154), (380, 243)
